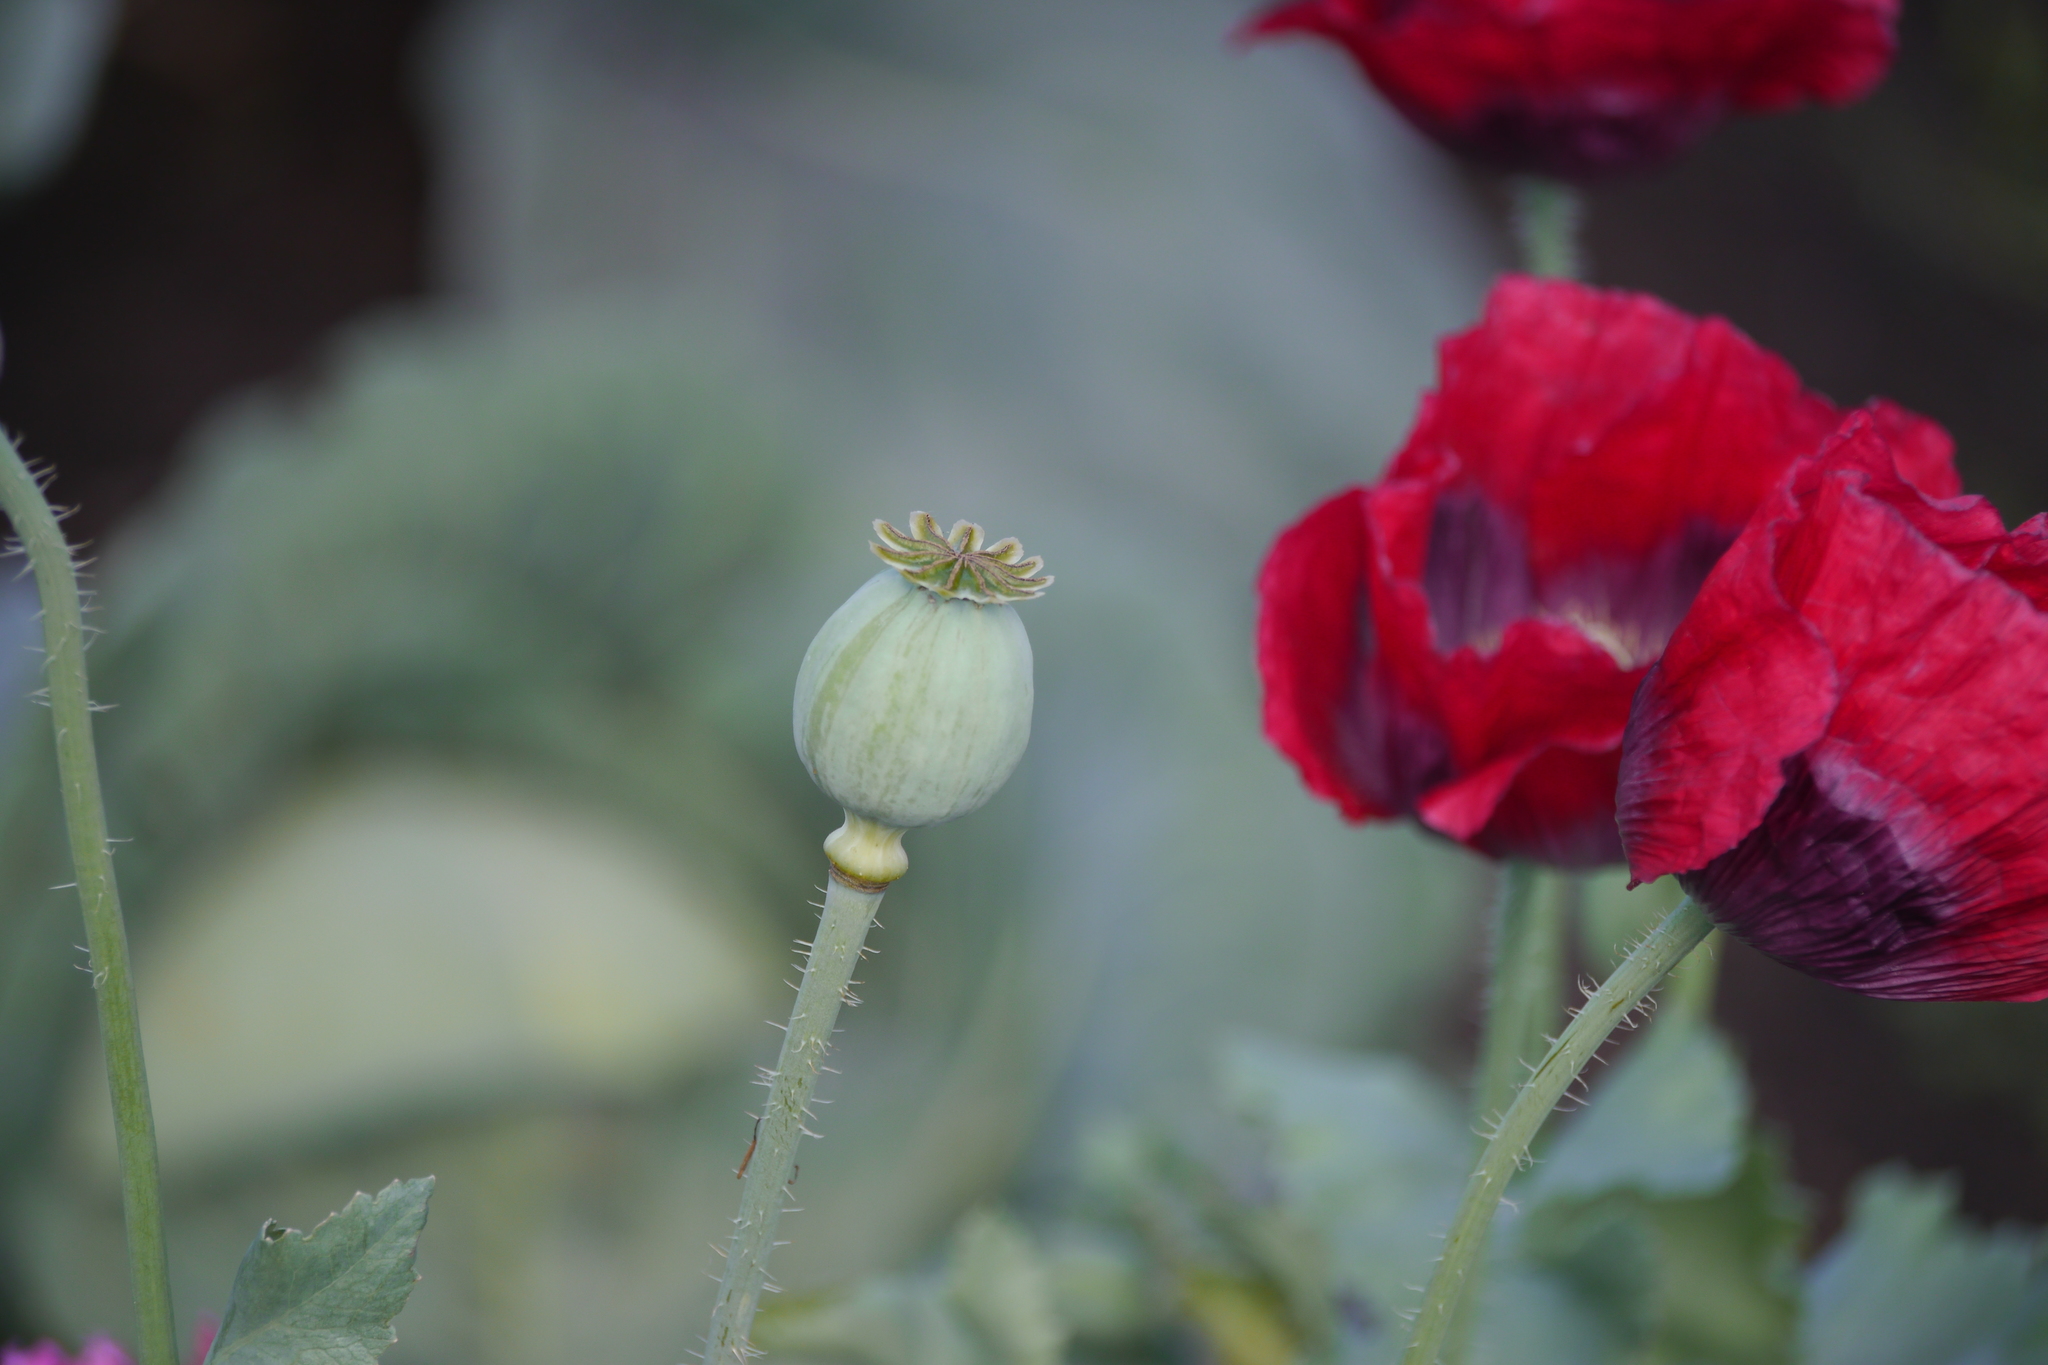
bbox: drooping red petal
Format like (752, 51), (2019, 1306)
(1620, 413), (2048, 1001)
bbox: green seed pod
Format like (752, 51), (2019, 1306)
(795, 513), (1049, 883)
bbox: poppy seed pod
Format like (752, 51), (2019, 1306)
(795, 513), (1049, 884)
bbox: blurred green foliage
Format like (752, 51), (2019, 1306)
(766, 1012), (2048, 1365)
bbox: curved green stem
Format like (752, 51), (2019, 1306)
(1400, 898), (1715, 1365)
(1509, 176), (1585, 281)
(0, 434), (176, 1365)
(704, 869), (886, 1362)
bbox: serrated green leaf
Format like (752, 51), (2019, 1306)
(202, 1177), (433, 1365)
(1523, 1022), (1746, 1205)
(1802, 1168), (2037, 1365)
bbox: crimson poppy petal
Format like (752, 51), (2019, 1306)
(1620, 413), (2048, 1000)
(1258, 279), (1948, 868)
(1241, 0), (1898, 179)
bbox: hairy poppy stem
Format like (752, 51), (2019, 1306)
(1400, 897), (1715, 1365)
(0, 433), (176, 1365)
(704, 870), (885, 1362)
(1509, 176), (1584, 280)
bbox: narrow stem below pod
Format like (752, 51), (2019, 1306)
(703, 863), (887, 1361)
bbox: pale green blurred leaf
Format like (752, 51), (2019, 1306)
(1515, 1139), (1803, 1365)
(203, 1177), (433, 1365)
(0, 0), (116, 189)
(1221, 1036), (1641, 1364)
(1508, 1200), (1660, 1347)
(1220, 1034), (1465, 1318)
(755, 1278), (987, 1365)
(1039, 1230), (1155, 1343)
(1472, 1263), (1639, 1365)
(1525, 1022), (1746, 1205)
(754, 1208), (1071, 1365)
(1639, 1140), (1803, 1365)
(1512, 1020), (1798, 1365)
(944, 1210), (1066, 1365)
(1803, 1168), (2037, 1365)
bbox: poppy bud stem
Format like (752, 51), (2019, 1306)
(702, 853), (890, 1362)
(1400, 896), (1715, 1365)
(0, 432), (177, 1365)
(1444, 863), (1568, 1365)
(1471, 862), (1566, 1134)
(1509, 176), (1584, 280)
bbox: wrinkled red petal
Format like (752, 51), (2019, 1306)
(1988, 515), (2048, 609)
(1620, 413), (2048, 1001)
(1400, 278), (1844, 581)
(1240, 0), (1897, 178)
(1258, 279), (1950, 869)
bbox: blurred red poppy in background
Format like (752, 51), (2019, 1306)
(1256, 275), (1945, 866)
(1618, 410), (2048, 1001)
(1239, 0), (1898, 179)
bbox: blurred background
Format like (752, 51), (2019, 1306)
(0, 0), (2046, 1361)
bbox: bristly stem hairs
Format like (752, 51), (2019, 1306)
(0, 430), (177, 1365)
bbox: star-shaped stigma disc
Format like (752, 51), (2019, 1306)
(872, 512), (1052, 604)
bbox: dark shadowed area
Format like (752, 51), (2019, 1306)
(0, 0), (433, 546)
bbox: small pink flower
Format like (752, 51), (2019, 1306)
(2, 1339), (132, 1365)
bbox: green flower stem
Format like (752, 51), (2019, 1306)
(0, 434), (176, 1365)
(1509, 176), (1585, 280)
(1443, 864), (1565, 1365)
(1399, 897), (1715, 1365)
(1659, 924), (1723, 1026)
(1471, 863), (1564, 1134)
(705, 868), (886, 1362)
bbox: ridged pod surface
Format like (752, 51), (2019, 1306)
(794, 515), (1046, 839)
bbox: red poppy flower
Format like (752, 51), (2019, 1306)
(1616, 412), (2048, 1002)
(1256, 276), (1948, 867)
(1239, 0), (1898, 180)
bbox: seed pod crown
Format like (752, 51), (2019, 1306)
(872, 512), (1051, 604)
